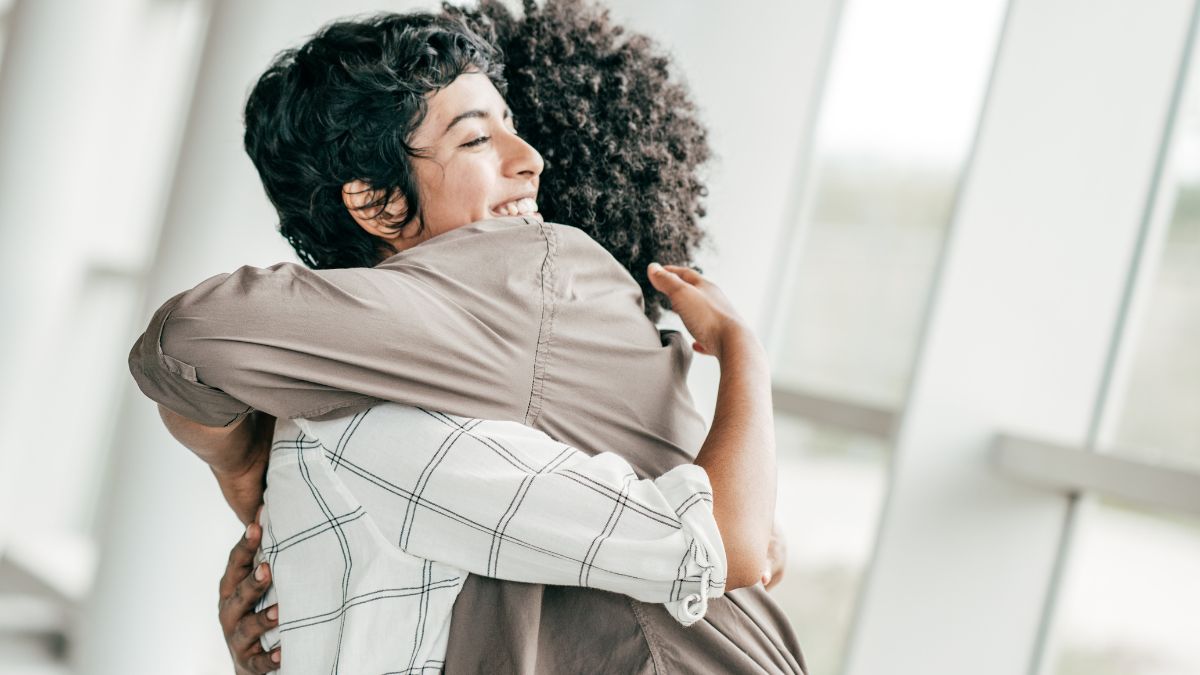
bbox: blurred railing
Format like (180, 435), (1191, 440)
(774, 387), (1200, 517)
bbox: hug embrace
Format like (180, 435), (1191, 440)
(127, 1), (805, 673)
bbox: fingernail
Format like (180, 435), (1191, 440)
(254, 564), (266, 582)
(267, 606), (278, 621)
(649, 262), (663, 273)
(761, 571), (772, 586)
(271, 650), (281, 664)
(245, 523), (255, 540)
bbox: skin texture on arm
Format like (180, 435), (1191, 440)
(692, 328), (775, 588)
(648, 264), (776, 590)
(157, 405), (275, 524)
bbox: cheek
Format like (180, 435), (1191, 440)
(420, 159), (495, 229)
(446, 163), (494, 214)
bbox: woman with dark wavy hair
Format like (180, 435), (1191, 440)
(128, 1), (804, 672)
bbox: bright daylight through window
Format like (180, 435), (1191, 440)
(767, 0), (1005, 671)
(1048, 36), (1200, 675)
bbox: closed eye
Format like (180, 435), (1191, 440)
(461, 135), (491, 148)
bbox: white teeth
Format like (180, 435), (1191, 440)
(495, 198), (539, 216)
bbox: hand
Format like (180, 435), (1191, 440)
(220, 517), (281, 674)
(647, 263), (749, 360)
(762, 520), (787, 590)
(211, 411), (275, 524)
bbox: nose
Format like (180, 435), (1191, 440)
(501, 130), (544, 180)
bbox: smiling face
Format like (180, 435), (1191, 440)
(343, 70), (544, 253)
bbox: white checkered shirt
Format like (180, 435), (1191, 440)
(254, 403), (726, 673)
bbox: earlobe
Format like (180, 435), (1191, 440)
(342, 180), (410, 239)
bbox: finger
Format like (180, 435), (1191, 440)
(661, 264), (704, 285)
(692, 341), (711, 356)
(647, 263), (696, 297)
(765, 567), (785, 590)
(231, 604), (279, 654)
(221, 562), (271, 630)
(221, 524), (261, 599)
(240, 647), (281, 675)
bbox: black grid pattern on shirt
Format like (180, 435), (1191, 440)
(260, 405), (723, 672)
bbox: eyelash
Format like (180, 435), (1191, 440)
(460, 123), (519, 149)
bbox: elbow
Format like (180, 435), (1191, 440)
(723, 546), (769, 591)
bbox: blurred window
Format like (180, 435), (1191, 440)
(1049, 502), (1200, 675)
(772, 413), (888, 674)
(0, 0), (13, 71)
(1048, 43), (1200, 675)
(767, 0), (1006, 670)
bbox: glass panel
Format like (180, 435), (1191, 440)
(0, 17), (8, 74)
(1106, 47), (1200, 472)
(772, 0), (1007, 408)
(1049, 501), (1200, 675)
(0, 0), (13, 67)
(1108, 168), (1200, 470)
(1050, 36), (1200, 675)
(1105, 31), (1199, 473)
(766, 1), (1005, 671)
(772, 413), (888, 675)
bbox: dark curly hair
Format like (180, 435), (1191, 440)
(243, 12), (506, 270)
(245, 0), (710, 320)
(445, 0), (709, 320)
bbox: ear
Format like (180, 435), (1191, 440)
(342, 180), (412, 242)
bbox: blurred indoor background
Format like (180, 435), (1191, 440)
(0, 0), (1197, 673)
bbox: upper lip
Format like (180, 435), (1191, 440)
(490, 192), (539, 212)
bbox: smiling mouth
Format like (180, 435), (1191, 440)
(491, 197), (539, 217)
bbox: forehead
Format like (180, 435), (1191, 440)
(414, 72), (505, 137)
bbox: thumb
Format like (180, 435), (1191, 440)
(647, 262), (688, 296)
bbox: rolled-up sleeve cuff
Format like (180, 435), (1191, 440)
(655, 464), (727, 626)
(127, 288), (251, 427)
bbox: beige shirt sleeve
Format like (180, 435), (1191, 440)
(128, 217), (549, 427)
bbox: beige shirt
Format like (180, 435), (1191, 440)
(129, 216), (804, 674)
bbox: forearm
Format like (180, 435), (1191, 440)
(693, 328), (776, 589)
(129, 233), (540, 428)
(157, 404), (264, 473)
(158, 405), (274, 524)
(277, 409), (725, 624)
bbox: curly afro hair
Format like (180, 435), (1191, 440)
(444, 0), (710, 320)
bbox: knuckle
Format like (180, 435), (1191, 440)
(232, 538), (250, 559)
(233, 619), (254, 646)
(256, 608), (273, 629)
(247, 652), (274, 673)
(246, 569), (265, 592)
(234, 540), (254, 561)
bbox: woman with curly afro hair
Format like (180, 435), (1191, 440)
(444, 0), (710, 322)
(134, 1), (803, 673)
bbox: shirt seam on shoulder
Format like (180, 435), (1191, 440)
(523, 218), (558, 427)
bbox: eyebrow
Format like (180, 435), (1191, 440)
(441, 108), (513, 137)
